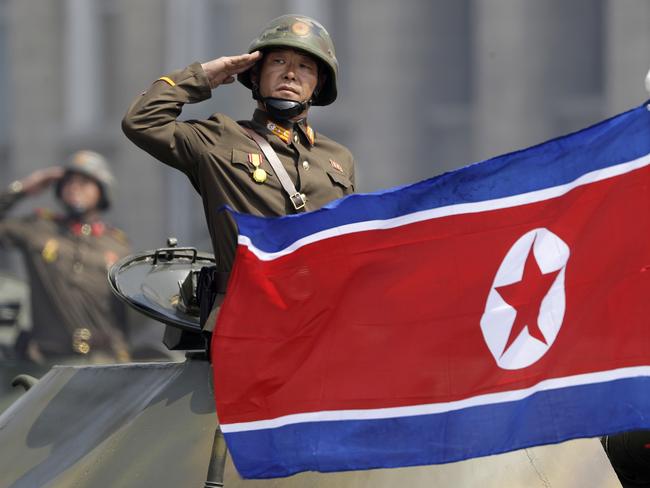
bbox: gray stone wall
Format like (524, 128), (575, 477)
(1, 0), (648, 254)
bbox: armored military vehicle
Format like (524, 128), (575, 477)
(0, 240), (641, 487)
(0, 272), (48, 415)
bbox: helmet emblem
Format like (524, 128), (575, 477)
(291, 21), (310, 36)
(74, 153), (88, 166)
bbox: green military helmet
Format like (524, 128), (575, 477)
(238, 14), (339, 106)
(56, 150), (115, 210)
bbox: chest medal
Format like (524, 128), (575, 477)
(253, 168), (267, 183)
(248, 153), (267, 184)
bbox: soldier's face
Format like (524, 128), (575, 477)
(258, 49), (319, 102)
(60, 173), (102, 212)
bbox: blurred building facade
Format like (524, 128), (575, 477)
(0, 0), (648, 254)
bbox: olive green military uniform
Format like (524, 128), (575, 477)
(122, 62), (356, 272)
(0, 189), (131, 360)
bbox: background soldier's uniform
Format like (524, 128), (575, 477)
(122, 62), (356, 273)
(0, 188), (131, 361)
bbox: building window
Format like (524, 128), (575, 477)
(424, 0), (474, 172)
(98, 0), (121, 123)
(0, 0), (10, 146)
(548, 0), (605, 133)
(63, 0), (123, 133)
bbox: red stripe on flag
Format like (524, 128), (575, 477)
(212, 165), (650, 424)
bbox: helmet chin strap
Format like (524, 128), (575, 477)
(252, 82), (313, 121)
(262, 97), (311, 121)
(64, 203), (91, 220)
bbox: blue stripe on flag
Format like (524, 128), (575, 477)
(228, 103), (650, 254)
(224, 375), (650, 478)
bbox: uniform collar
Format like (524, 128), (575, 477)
(296, 121), (316, 147)
(252, 109), (315, 146)
(67, 219), (106, 237)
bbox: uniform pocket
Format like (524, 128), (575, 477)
(326, 169), (353, 191)
(230, 149), (252, 170)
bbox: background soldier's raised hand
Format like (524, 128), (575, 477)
(201, 51), (262, 89)
(18, 167), (64, 195)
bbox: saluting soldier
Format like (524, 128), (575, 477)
(122, 14), (356, 296)
(0, 150), (131, 363)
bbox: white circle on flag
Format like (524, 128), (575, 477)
(480, 228), (570, 370)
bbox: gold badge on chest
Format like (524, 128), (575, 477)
(41, 238), (59, 263)
(248, 153), (267, 184)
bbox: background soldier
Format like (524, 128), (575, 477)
(0, 150), (131, 363)
(122, 15), (356, 316)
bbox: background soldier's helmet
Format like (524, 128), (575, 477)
(238, 14), (339, 106)
(56, 150), (115, 210)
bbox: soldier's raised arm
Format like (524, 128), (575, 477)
(0, 167), (64, 215)
(121, 52), (261, 178)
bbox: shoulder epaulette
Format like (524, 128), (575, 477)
(109, 226), (129, 245)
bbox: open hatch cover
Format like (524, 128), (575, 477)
(109, 242), (215, 333)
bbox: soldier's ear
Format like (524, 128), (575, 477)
(249, 65), (262, 100)
(250, 64), (260, 85)
(313, 71), (326, 97)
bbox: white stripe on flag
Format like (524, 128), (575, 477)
(220, 365), (650, 433)
(238, 153), (650, 261)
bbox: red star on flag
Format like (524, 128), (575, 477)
(495, 240), (562, 353)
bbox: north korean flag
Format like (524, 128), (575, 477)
(211, 102), (650, 479)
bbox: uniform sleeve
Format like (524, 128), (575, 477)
(0, 188), (30, 248)
(121, 62), (218, 186)
(0, 185), (25, 219)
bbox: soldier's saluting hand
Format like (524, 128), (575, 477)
(11, 166), (65, 196)
(200, 51), (262, 89)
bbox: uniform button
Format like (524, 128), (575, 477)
(72, 328), (92, 355)
(300, 193), (307, 202)
(81, 224), (92, 236)
(302, 161), (310, 170)
(73, 262), (84, 273)
(73, 341), (90, 354)
(293, 134), (299, 143)
(73, 327), (92, 341)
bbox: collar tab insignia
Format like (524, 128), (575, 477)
(305, 125), (315, 145)
(266, 121), (291, 144)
